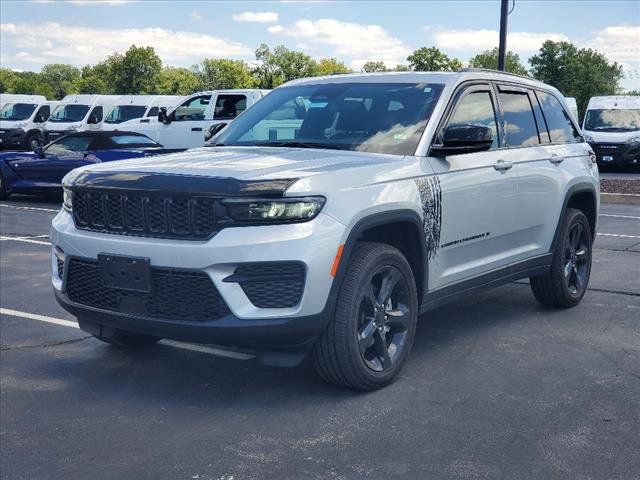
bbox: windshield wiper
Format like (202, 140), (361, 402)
(254, 141), (347, 150)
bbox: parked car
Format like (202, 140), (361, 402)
(101, 95), (183, 131)
(582, 95), (640, 169)
(0, 99), (59, 150)
(121, 89), (269, 149)
(0, 131), (179, 199)
(52, 70), (598, 390)
(44, 95), (121, 142)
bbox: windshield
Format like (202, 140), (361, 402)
(0, 103), (37, 121)
(49, 104), (90, 123)
(44, 136), (93, 156)
(210, 82), (445, 155)
(584, 109), (640, 131)
(104, 105), (147, 124)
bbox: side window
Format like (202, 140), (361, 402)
(498, 92), (540, 147)
(44, 136), (93, 155)
(174, 95), (211, 121)
(214, 95), (247, 120)
(537, 91), (581, 143)
(89, 106), (103, 122)
(448, 90), (499, 149)
(146, 106), (159, 117)
(34, 105), (50, 123)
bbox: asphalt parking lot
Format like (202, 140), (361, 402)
(1, 196), (639, 480)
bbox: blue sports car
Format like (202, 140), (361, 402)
(0, 131), (182, 199)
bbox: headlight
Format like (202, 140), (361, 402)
(626, 135), (640, 144)
(223, 197), (325, 224)
(582, 133), (594, 143)
(63, 187), (73, 211)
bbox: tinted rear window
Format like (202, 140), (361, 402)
(537, 91), (581, 143)
(499, 92), (540, 147)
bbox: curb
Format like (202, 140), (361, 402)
(601, 193), (640, 205)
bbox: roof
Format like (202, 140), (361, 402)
(282, 69), (560, 95)
(587, 95), (640, 109)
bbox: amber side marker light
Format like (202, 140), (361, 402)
(330, 244), (345, 277)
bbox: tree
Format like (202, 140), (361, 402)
(272, 45), (317, 83)
(253, 43), (283, 89)
(529, 40), (623, 120)
(362, 61), (388, 73)
(10, 71), (53, 98)
(0, 68), (18, 92)
(194, 59), (254, 90)
(393, 64), (411, 72)
(468, 48), (528, 76)
(155, 67), (200, 95)
(39, 64), (81, 99)
(315, 58), (351, 76)
(108, 45), (162, 94)
(74, 63), (112, 94)
(407, 47), (462, 71)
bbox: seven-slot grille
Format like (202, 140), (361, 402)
(72, 189), (218, 240)
(65, 258), (230, 322)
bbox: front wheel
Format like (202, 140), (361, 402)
(530, 208), (592, 307)
(312, 242), (418, 390)
(24, 132), (42, 151)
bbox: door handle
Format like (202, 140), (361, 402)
(191, 127), (203, 132)
(548, 153), (564, 164)
(494, 159), (513, 171)
(139, 118), (150, 123)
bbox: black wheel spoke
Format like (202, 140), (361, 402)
(575, 248), (588, 263)
(358, 319), (376, 355)
(571, 224), (582, 249)
(364, 283), (378, 310)
(377, 268), (401, 306)
(373, 330), (392, 370)
(564, 261), (573, 279)
(385, 303), (410, 331)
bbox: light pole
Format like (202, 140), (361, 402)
(498, 0), (509, 71)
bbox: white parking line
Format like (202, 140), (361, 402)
(0, 236), (51, 246)
(599, 214), (640, 220)
(597, 233), (640, 239)
(0, 204), (59, 213)
(0, 307), (253, 360)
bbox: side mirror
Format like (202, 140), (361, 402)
(34, 114), (45, 123)
(158, 107), (172, 124)
(33, 144), (45, 158)
(430, 124), (493, 156)
(205, 122), (228, 141)
(88, 115), (99, 125)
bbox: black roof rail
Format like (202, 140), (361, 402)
(458, 67), (534, 82)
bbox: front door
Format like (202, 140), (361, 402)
(159, 94), (212, 148)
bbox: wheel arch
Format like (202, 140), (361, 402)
(552, 183), (598, 250)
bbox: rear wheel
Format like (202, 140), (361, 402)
(312, 242), (418, 390)
(24, 132), (42, 151)
(530, 208), (592, 307)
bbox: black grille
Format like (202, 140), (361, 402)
(231, 262), (305, 308)
(66, 258), (230, 322)
(592, 143), (621, 162)
(72, 189), (219, 240)
(56, 257), (64, 278)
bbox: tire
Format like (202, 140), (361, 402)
(93, 326), (160, 348)
(0, 174), (10, 200)
(530, 208), (592, 307)
(312, 242), (418, 390)
(24, 132), (42, 151)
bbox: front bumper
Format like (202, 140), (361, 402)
(590, 141), (640, 167)
(51, 209), (346, 355)
(0, 128), (26, 149)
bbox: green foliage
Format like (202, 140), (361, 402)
(74, 63), (112, 94)
(155, 67), (200, 95)
(39, 63), (81, 99)
(362, 61), (388, 73)
(0, 68), (19, 92)
(107, 45), (162, 94)
(315, 58), (351, 76)
(272, 45), (318, 83)
(468, 48), (529, 76)
(194, 59), (255, 90)
(407, 47), (462, 72)
(10, 71), (54, 98)
(253, 43), (283, 89)
(529, 40), (623, 120)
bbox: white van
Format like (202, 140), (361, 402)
(44, 95), (121, 142)
(564, 97), (579, 123)
(0, 94), (47, 109)
(123, 90), (268, 149)
(101, 95), (183, 131)
(582, 95), (640, 168)
(0, 99), (59, 150)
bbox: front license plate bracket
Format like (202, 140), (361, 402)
(98, 254), (152, 292)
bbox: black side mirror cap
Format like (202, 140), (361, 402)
(88, 115), (99, 124)
(431, 124), (493, 157)
(158, 107), (172, 124)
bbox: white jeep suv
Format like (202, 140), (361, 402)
(51, 70), (599, 390)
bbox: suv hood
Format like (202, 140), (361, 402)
(69, 146), (403, 181)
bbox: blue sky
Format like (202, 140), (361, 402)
(1, 0), (639, 90)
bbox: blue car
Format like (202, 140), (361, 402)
(0, 131), (181, 199)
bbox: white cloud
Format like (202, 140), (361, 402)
(232, 11), (279, 23)
(268, 25), (283, 34)
(0, 22), (252, 67)
(430, 28), (569, 52)
(190, 11), (204, 22)
(67, 0), (133, 4)
(273, 18), (411, 69)
(587, 25), (640, 64)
